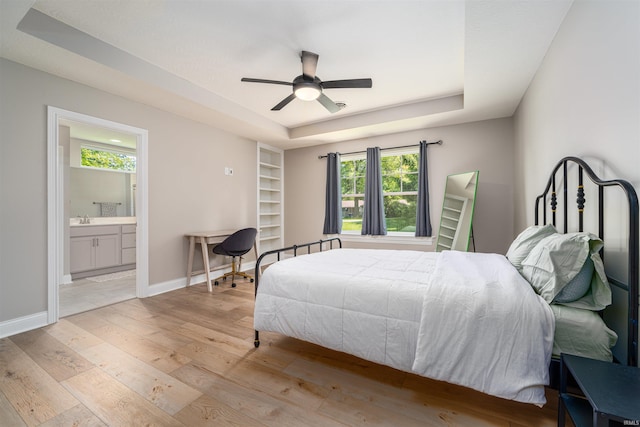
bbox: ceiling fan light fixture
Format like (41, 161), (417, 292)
(241, 51), (372, 112)
(294, 83), (321, 101)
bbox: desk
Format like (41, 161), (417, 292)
(185, 230), (257, 292)
(559, 353), (640, 427)
(185, 230), (234, 292)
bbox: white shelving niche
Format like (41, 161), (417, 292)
(257, 143), (284, 263)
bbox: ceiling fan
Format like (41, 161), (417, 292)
(241, 51), (373, 113)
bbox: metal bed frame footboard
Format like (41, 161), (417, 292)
(534, 156), (638, 371)
(253, 237), (342, 347)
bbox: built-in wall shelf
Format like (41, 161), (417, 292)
(257, 143), (284, 258)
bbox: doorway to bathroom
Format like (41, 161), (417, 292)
(47, 107), (149, 323)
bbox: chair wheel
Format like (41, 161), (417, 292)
(250, 278), (254, 283)
(231, 283), (236, 288)
(214, 281), (219, 286)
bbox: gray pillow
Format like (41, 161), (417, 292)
(553, 256), (594, 303)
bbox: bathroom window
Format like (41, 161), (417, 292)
(81, 146), (136, 172)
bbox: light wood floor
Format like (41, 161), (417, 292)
(1, 278), (562, 426)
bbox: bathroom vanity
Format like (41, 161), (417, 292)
(70, 217), (136, 279)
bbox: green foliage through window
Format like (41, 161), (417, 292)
(341, 151), (419, 234)
(81, 147), (136, 172)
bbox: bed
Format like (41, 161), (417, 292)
(252, 156), (639, 407)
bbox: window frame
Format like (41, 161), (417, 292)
(339, 147), (425, 239)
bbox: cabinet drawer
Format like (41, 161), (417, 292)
(122, 224), (136, 234)
(122, 233), (136, 249)
(122, 248), (136, 264)
(70, 225), (120, 237)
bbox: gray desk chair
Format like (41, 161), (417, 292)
(211, 227), (257, 287)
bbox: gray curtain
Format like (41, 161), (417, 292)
(415, 140), (432, 236)
(361, 147), (387, 235)
(322, 152), (342, 234)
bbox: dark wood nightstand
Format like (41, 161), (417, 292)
(559, 353), (640, 427)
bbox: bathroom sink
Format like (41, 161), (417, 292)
(70, 216), (136, 226)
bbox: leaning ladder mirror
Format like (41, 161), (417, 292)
(435, 170), (479, 252)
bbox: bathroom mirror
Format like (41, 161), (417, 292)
(62, 119), (137, 218)
(435, 170), (479, 252)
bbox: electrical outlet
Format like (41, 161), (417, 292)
(224, 167), (234, 176)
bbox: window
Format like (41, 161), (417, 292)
(340, 157), (366, 231)
(81, 146), (136, 172)
(340, 149), (419, 234)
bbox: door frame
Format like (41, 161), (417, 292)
(47, 106), (149, 323)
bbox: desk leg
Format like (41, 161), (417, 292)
(200, 236), (212, 292)
(186, 237), (195, 287)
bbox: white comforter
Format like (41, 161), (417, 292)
(254, 249), (555, 406)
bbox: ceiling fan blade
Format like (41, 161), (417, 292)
(241, 77), (292, 86)
(301, 51), (319, 80)
(321, 78), (373, 89)
(317, 93), (340, 113)
(271, 93), (297, 111)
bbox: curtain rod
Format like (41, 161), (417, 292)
(317, 140), (443, 159)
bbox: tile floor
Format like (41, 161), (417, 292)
(59, 270), (136, 317)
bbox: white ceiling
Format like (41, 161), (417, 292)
(0, 0), (573, 150)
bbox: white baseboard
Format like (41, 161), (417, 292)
(0, 311), (48, 339)
(61, 274), (73, 285)
(147, 261), (256, 297)
(0, 262), (258, 337)
(146, 277), (185, 297)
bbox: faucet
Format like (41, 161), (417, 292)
(77, 215), (90, 224)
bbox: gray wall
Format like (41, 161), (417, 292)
(0, 58), (257, 323)
(514, 0), (639, 230)
(284, 118), (515, 254)
(513, 0), (640, 362)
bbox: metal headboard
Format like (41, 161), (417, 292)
(534, 156), (638, 367)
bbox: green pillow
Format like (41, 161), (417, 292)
(520, 232), (611, 310)
(550, 304), (617, 362)
(506, 224), (557, 272)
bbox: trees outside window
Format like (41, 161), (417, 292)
(81, 147), (136, 172)
(340, 150), (419, 234)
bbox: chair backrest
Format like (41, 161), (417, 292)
(216, 228), (257, 257)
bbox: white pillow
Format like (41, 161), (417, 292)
(506, 224), (557, 271)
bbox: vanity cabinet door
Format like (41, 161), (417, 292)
(69, 226), (121, 273)
(94, 234), (121, 269)
(70, 236), (95, 273)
